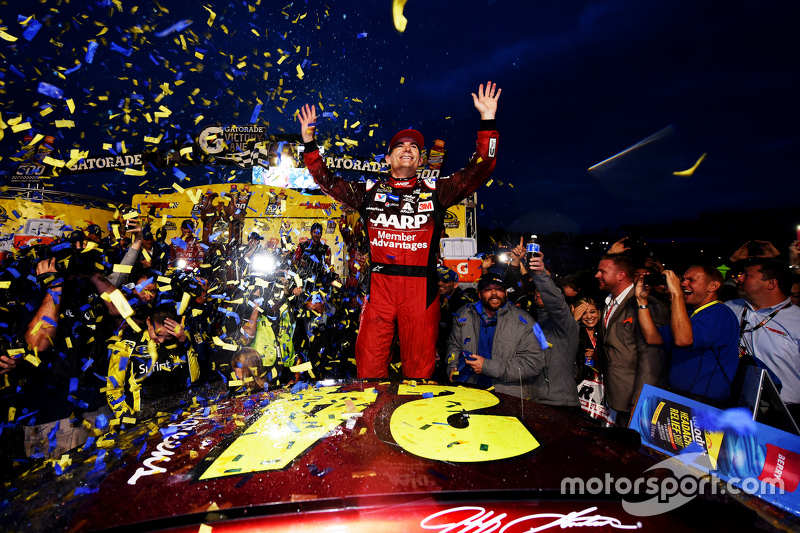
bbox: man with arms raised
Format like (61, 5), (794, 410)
(596, 254), (668, 426)
(297, 81), (500, 379)
(636, 266), (739, 406)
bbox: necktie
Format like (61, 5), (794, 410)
(604, 299), (616, 329)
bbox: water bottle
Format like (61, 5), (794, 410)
(525, 234), (541, 262)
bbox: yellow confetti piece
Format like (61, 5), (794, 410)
(228, 380), (244, 387)
(290, 361), (313, 373)
(296, 64), (304, 79)
(400, 77), (405, 84)
(112, 264), (133, 274)
(11, 122), (32, 133)
(172, 182), (185, 193)
(25, 354), (41, 367)
(66, 99), (75, 114)
(122, 417), (137, 424)
(55, 120), (75, 128)
(123, 167), (147, 176)
(177, 292), (191, 316)
(8, 407), (16, 422)
(392, 0), (409, 32)
(0, 30), (18, 42)
(485, 179), (493, 187)
(673, 152), (707, 177)
(199, 524), (213, 533)
(104, 289), (135, 318)
(126, 317), (142, 332)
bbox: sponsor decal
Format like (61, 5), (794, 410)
(323, 156), (388, 174)
(369, 213), (429, 230)
(418, 200), (434, 212)
(67, 153), (144, 172)
(299, 201), (334, 210)
(443, 210), (460, 229)
(392, 180), (414, 188)
(387, 193), (400, 202)
(375, 193), (387, 203)
(419, 192), (433, 199)
(402, 195), (416, 202)
(366, 206), (383, 211)
(488, 137), (497, 158)
(420, 506), (639, 532)
(385, 202), (400, 207)
(401, 203), (414, 214)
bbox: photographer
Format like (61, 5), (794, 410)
(635, 266), (739, 406)
(20, 238), (122, 458)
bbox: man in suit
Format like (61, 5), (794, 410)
(595, 254), (668, 426)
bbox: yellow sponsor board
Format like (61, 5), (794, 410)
(132, 183), (349, 276)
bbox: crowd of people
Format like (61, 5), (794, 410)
(2, 79), (799, 473)
(0, 214), (363, 461)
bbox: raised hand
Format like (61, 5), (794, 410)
(607, 237), (630, 254)
(297, 104), (318, 143)
(573, 301), (589, 322)
(471, 81), (501, 120)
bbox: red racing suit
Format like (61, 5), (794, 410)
(304, 120), (498, 378)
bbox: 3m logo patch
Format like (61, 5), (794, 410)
(488, 138), (497, 158)
(375, 193), (387, 202)
(418, 200), (433, 212)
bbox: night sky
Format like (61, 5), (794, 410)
(1, 0), (798, 234)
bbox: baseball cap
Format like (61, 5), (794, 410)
(86, 224), (103, 236)
(181, 219), (195, 230)
(389, 129), (424, 152)
(249, 231), (263, 241)
(142, 229), (154, 240)
(437, 266), (459, 283)
(477, 273), (506, 292)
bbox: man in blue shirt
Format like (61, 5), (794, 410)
(635, 265), (739, 405)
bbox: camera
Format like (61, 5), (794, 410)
(747, 241), (763, 257)
(643, 273), (667, 286)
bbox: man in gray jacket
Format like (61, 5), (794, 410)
(446, 273), (545, 399)
(527, 253), (580, 407)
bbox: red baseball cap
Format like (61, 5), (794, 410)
(389, 129), (424, 152)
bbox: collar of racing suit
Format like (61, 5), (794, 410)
(386, 175), (418, 188)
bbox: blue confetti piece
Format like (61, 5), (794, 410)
(81, 358), (93, 371)
(160, 426), (179, 437)
(7, 268), (20, 278)
(64, 62), (82, 75)
(356, 32), (367, 39)
(85, 41), (99, 63)
(532, 323), (549, 350)
(695, 407), (757, 436)
(110, 42), (133, 56)
(422, 392), (434, 399)
(95, 414), (108, 430)
(37, 82), (63, 99)
(171, 237), (188, 250)
(287, 420), (301, 433)
(250, 103), (262, 124)
(22, 20), (42, 41)
(10, 65), (25, 79)
(173, 167), (186, 180)
(69, 377), (78, 393)
(74, 486), (99, 495)
(136, 442), (147, 460)
(518, 316), (528, 324)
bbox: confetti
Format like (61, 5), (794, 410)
(392, 0), (409, 32)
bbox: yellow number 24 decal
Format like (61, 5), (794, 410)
(390, 385), (539, 462)
(200, 387), (377, 480)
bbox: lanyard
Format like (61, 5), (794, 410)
(690, 300), (721, 318)
(739, 301), (792, 335)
